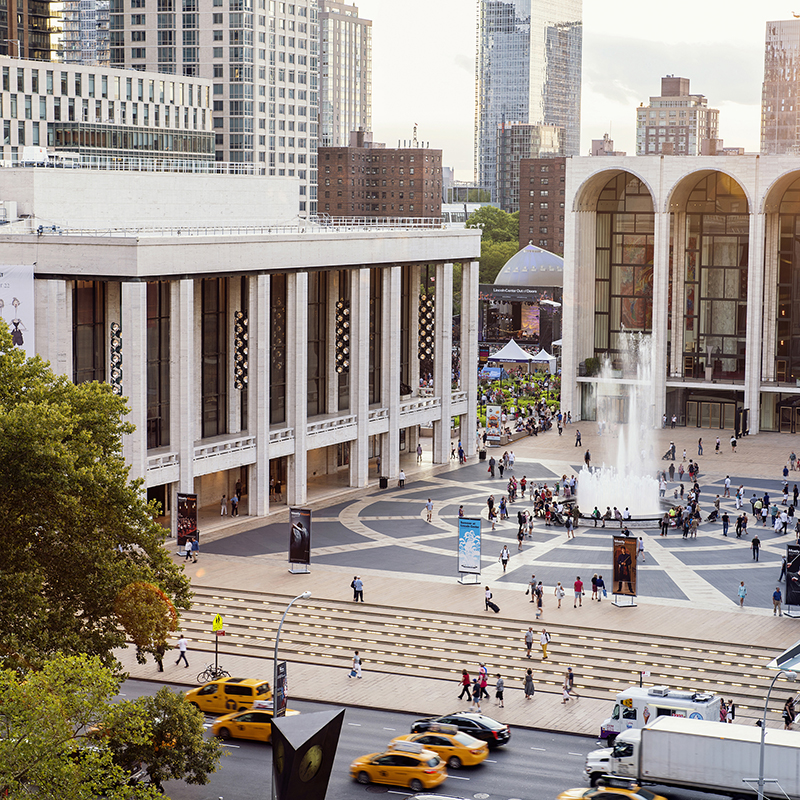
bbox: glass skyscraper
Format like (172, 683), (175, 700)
(762, 19), (800, 155)
(475, 0), (582, 198)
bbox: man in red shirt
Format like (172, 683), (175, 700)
(574, 576), (584, 608)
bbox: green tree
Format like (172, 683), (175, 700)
(466, 207), (521, 283)
(0, 322), (191, 670)
(480, 240), (520, 284)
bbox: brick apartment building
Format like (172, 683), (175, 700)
(518, 156), (566, 254)
(318, 131), (442, 217)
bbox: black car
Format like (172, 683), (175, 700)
(410, 712), (511, 748)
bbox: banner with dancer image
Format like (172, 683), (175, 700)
(289, 508), (311, 565)
(458, 517), (482, 574)
(612, 536), (638, 596)
(787, 543), (800, 607)
(0, 264), (34, 357)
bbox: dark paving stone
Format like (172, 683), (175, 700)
(312, 544), (457, 576)
(657, 535), (722, 547)
(671, 547), (780, 566)
(312, 501), (357, 517)
(360, 500), (423, 517)
(361, 519), (448, 539)
(202, 521), (370, 556)
(400, 486), (474, 501)
(537, 547), (613, 565)
(696, 567), (783, 609)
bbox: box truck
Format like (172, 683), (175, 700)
(600, 685), (720, 741)
(585, 716), (800, 800)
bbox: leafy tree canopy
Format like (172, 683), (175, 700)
(479, 240), (520, 284)
(465, 206), (519, 244)
(0, 654), (221, 799)
(0, 321), (191, 670)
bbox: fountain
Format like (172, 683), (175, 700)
(578, 332), (661, 517)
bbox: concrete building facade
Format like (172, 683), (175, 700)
(636, 76), (719, 156)
(1, 168), (479, 524)
(318, 0), (371, 148)
(518, 155), (565, 254)
(0, 55), (213, 164)
(562, 154), (800, 436)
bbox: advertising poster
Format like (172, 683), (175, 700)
(486, 405), (501, 445)
(0, 264), (35, 358)
(275, 661), (288, 717)
(289, 507), (311, 565)
(612, 536), (638, 596)
(787, 544), (800, 607)
(176, 492), (198, 548)
(458, 517), (482, 574)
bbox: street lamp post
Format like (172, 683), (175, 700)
(271, 590), (311, 800)
(757, 669), (798, 800)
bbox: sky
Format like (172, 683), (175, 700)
(364, 0), (796, 182)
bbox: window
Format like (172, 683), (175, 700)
(73, 281), (106, 384)
(146, 281), (171, 449)
(132, 47), (146, 58)
(201, 278), (228, 439)
(131, 13), (146, 23)
(132, 30), (146, 40)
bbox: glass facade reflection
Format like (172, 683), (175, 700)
(475, 0), (582, 198)
(762, 20), (800, 155)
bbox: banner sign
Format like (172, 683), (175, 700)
(479, 284), (556, 303)
(458, 517), (482, 574)
(289, 508), (311, 565)
(486, 405), (501, 445)
(788, 543), (800, 607)
(275, 661), (288, 717)
(176, 492), (198, 548)
(0, 264), (35, 357)
(612, 536), (638, 596)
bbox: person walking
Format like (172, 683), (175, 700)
(716, 436), (721, 455)
(784, 697), (796, 729)
(470, 678), (482, 712)
(525, 626), (534, 658)
(752, 534), (761, 562)
(540, 628), (551, 660)
(184, 536), (194, 562)
(230, 493), (239, 517)
(781, 556), (788, 582)
(349, 650), (363, 679)
(774, 586), (784, 617)
(495, 674), (505, 708)
(220, 494), (228, 516)
(591, 574), (598, 601)
(565, 666), (578, 697)
(528, 574), (537, 602)
(737, 580), (747, 608)
(638, 537), (646, 562)
(584, 450), (591, 469)
(575, 429), (582, 447)
(484, 585), (493, 611)
(524, 668), (535, 700)
(574, 576), (584, 607)
(479, 663), (490, 699)
(554, 581), (565, 608)
(698, 438), (703, 456)
(425, 499), (433, 522)
(416, 443), (423, 463)
(398, 469), (405, 487)
(458, 669), (471, 700)
(722, 512), (730, 537)
(353, 576), (364, 602)
(596, 575), (606, 601)
(499, 545), (510, 572)
(154, 641), (166, 673)
(535, 582), (544, 619)
(175, 633), (189, 668)
(731, 434), (737, 453)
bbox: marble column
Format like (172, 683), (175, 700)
(286, 271), (308, 505)
(381, 265), (401, 478)
(744, 211), (767, 434)
(651, 211), (671, 427)
(460, 260), (479, 454)
(35, 279), (72, 377)
(248, 274), (270, 516)
(761, 213), (779, 383)
(432, 262), (453, 463)
(669, 212), (687, 378)
(349, 267), (370, 488)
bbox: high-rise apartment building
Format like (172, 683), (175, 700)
(636, 76), (719, 156)
(518, 155), (565, 254)
(590, 132), (625, 156)
(318, 0), (370, 147)
(61, 0), (111, 65)
(495, 121), (562, 212)
(110, 0), (319, 214)
(762, 19), (800, 155)
(0, 0), (60, 61)
(474, 0), (582, 200)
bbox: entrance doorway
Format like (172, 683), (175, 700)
(685, 400), (735, 429)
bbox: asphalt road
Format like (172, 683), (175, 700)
(122, 679), (723, 800)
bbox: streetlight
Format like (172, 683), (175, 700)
(271, 590), (311, 800)
(3, 39), (20, 57)
(757, 669), (798, 800)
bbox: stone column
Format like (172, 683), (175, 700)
(744, 210), (767, 434)
(432, 262), (453, 463)
(669, 211), (687, 377)
(121, 281), (148, 482)
(227, 276), (242, 435)
(381, 265), (401, 478)
(651, 211), (671, 427)
(171, 279), (196, 539)
(761, 212), (779, 383)
(326, 270), (340, 476)
(35, 279), (72, 377)
(286, 271), (308, 505)
(461, 260), (480, 455)
(248, 274), (270, 516)
(407, 263), (422, 457)
(349, 267), (370, 488)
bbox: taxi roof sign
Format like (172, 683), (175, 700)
(391, 741), (425, 754)
(212, 614), (224, 632)
(428, 723), (459, 735)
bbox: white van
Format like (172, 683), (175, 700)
(21, 146), (49, 166)
(600, 685), (720, 741)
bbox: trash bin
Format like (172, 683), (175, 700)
(379, 476), (388, 489)
(479, 450), (487, 461)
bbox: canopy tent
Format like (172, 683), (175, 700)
(530, 348), (557, 374)
(551, 338), (563, 348)
(487, 339), (536, 363)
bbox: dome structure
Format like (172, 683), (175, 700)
(494, 243), (563, 287)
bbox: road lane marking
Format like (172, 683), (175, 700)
(531, 746), (546, 750)
(347, 722), (362, 726)
(383, 727), (396, 731)
(448, 775), (470, 780)
(569, 752), (583, 756)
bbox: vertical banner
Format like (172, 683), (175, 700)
(289, 508), (311, 565)
(0, 264), (35, 358)
(275, 661), (288, 718)
(787, 543), (800, 607)
(612, 536), (638, 596)
(176, 492), (198, 548)
(458, 517), (482, 574)
(486, 404), (501, 445)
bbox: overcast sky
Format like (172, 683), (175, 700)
(366, 0), (793, 181)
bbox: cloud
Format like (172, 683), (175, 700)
(454, 53), (474, 74)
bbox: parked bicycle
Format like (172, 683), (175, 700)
(197, 664), (230, 683)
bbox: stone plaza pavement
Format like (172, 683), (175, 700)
(120, 423), (800, 738)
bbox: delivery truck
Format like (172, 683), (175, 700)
(600, 684), (720, 741)
(585, 716), (800, 799)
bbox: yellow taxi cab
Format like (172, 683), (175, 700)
(390, 723), (489, 769)
(210, 704), (300, 742)
(557, 780), (667, 800)
(350, 740), (448, 792)
(185, 677), (271, 715)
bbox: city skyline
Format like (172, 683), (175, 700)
(369, 0), (796, 181)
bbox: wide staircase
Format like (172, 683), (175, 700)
(180, 585), (779, 722)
